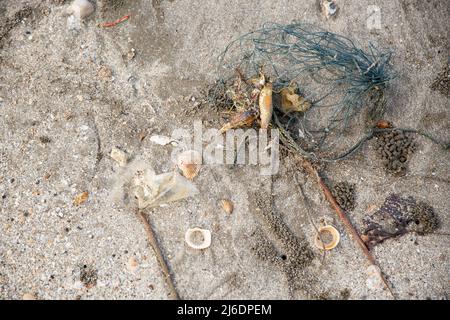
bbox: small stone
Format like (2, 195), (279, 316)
(73, 191), (89, 206)
(66, 0), (95, 19)
(127, 257), (139, 272)
(97, 66), (113, 81)
(126, 48), (136, 61)
(366, 265), (383, 290)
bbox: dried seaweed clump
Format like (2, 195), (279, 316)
(375, 130), (416, 174)
(330, 182), (356, 212)
(362, 194), (439, 248)
(431, 62), (450, 97)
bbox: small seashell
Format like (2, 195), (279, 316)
(321, 0), (338, 19)
(259, 82), (273, 129)
(22, 293), (37, 300)
(280, 86), (311, 113)
(219, 110), (258, 134)
(150, 135), (175, 145)
(249, 71), (266, 89)
(67, 0), (95, 19)
(177, 150), (202, 180)
(110, 146), (128, 166)
(73, 191), (89, 206)
(221, 199), (234, 214)
(185, 227), (212, 250)
(314, 225), (340, 250)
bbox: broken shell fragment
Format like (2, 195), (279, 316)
(219, 110), (258, 134)
(321, 0), (338, 19)
(280, 86), (311, 113)
(110, 146), (128, 166)
(375, 120), (393, 129)
(221, 199), (234, 214)
(314, 225), (340, 250)
(259, 82), (273, 129)
(366, 264), (384, 290)
(22, 293), (37, 300)
(150, 135), (175, 146)
(66, 0), (95, 19)
(185, 227), (212, 250)
(177, 150), (202, 180)
(73, 191), (89, 206)
(249, 71), (266, 89)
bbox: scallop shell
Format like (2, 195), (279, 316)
(259, 83), (273, 129)
(177, 150), (202, 180)
(221, 199), (234, 214)
(185, 227), (212, 250)
(314, 225), (340, 250)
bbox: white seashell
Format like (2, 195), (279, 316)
(314, 225), (340, 250)
(110, 146), (128, 167)
(150, 135), (175, 146)
(185, 227), (211, 250)
(366, 264), (383, 290)
(67, 0), (95, 19)
(177, 150), (202, 180)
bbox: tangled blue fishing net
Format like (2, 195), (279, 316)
(212, 22), (395, 161)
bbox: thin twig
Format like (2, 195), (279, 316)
(135, 209), (180, 300)
(300, 158), (397, 299)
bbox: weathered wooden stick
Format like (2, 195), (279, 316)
(136, 209), (180, 300)
(301, 159), (396, 299)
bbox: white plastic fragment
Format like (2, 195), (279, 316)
(66, 0), (95, 19)
(132, 169), (198, 209)
(110, 147), (128, 167)
(185, 227), (212, 250)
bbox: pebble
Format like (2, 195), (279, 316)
(127, 257), (139, 272)
(366, 265), (383, 290)
(66, 0), (95, 19)
(97, 66), (113, 81)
